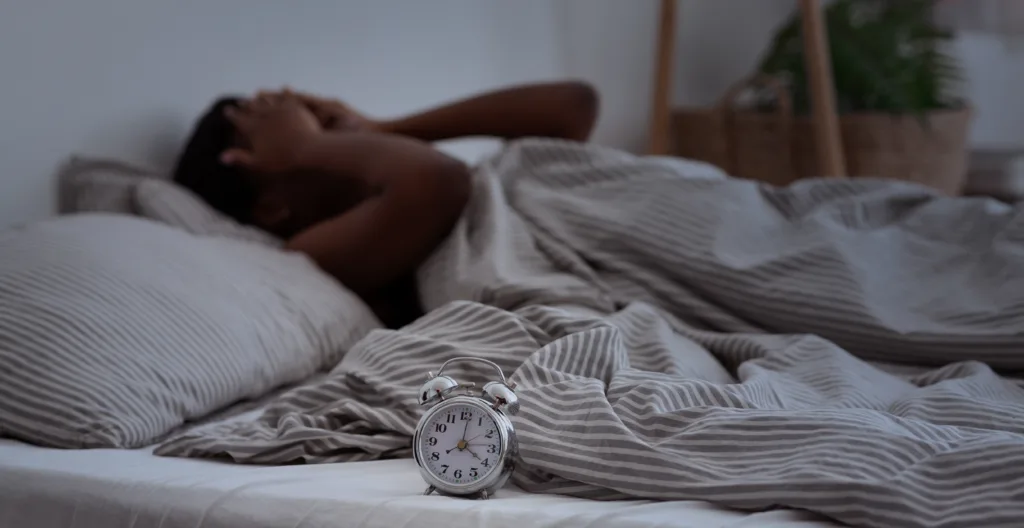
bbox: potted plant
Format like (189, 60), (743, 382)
(673, 0), (972, 193)
(759, 0), (963, 117)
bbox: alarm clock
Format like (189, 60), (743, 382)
(413, 357), (519, 499)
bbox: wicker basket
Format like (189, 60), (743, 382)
(671, 77), (973, 194)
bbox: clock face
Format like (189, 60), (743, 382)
(418, 403), (502, 487)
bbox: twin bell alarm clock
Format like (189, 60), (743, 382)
(413, 357), (519, 499)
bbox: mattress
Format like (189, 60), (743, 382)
(1, 375), (837, 528)
(0, 439), (838, 528)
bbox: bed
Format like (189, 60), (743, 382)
(0, 401), (838, 528)
(3, 138), (1024, 528)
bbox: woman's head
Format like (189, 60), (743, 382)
(172, 97), (258, 224)
(173, 96), (371, 238)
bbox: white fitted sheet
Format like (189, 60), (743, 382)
(0, 438), (840, 528)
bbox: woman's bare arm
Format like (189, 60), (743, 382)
(222, 96), (472, 298)
(376, 81), (600, 143)
(283, 132), (472, 297)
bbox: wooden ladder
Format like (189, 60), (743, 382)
(647, 0), (847, 178)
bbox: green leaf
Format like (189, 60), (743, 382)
(754, 0), (960, 115)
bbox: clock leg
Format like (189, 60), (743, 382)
(479, 490), (489, 500)
(423, 485), (436, 496)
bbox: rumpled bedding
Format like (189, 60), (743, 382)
(157, 139), (1024, 528)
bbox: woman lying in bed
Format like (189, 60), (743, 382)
(172, 81), (600, 328)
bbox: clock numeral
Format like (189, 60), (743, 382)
(485, 429), (495, 439)
(470, 468), (479, 478)
(487, 444), (498, 454)
(454, 469), (462, 479)
(430, 452), (440, 461)
(478, 417), (483, 427)
(441, 464), (449, 474)
(427, 437), (437, 446)
(481, 459), (490, 468)
(460, 410), (473, 421)
(446, 413), (456, 424)
(434, 423), (447, 433)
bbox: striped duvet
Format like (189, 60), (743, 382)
(157, 139), (1024, 528)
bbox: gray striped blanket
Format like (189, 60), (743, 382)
(157, 139), (1024, 528)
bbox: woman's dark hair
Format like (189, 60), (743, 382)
(172, 96), (257, 224)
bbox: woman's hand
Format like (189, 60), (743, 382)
(258, 87), (380, 134)
(221, 94), (323, 173)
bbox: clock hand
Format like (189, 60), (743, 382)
(447, 439), (467, 454)
(448, 434), (476, 454)
(447, 441), (473, 454)
(461, 417), (471, 440)
(465, 447), (481, 460)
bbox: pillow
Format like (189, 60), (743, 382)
(56, 156), (158, 215)
(56, 154), (279, 247)
(0, 213), (381, 449)
(134, 178), (282, 247)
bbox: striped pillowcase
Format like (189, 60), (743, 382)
(56, 156), (157, 216)
(0, 213), (381, 449)
(133, 178), (282, 247)
(56, 154), (280, 246)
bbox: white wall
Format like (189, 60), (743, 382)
(953, 33), (1024, 150)
(0, 0), (564, 228)
(558, 0), (796, 153)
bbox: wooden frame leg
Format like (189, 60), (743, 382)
(647, 0), (678, 156)
(798, 0), (846, 177)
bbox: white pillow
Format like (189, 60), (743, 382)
(134, 178), (282, 247)
(0, 213), (380, 448)
(56, 154), (280, 247)
(56, 156), (157, 215)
